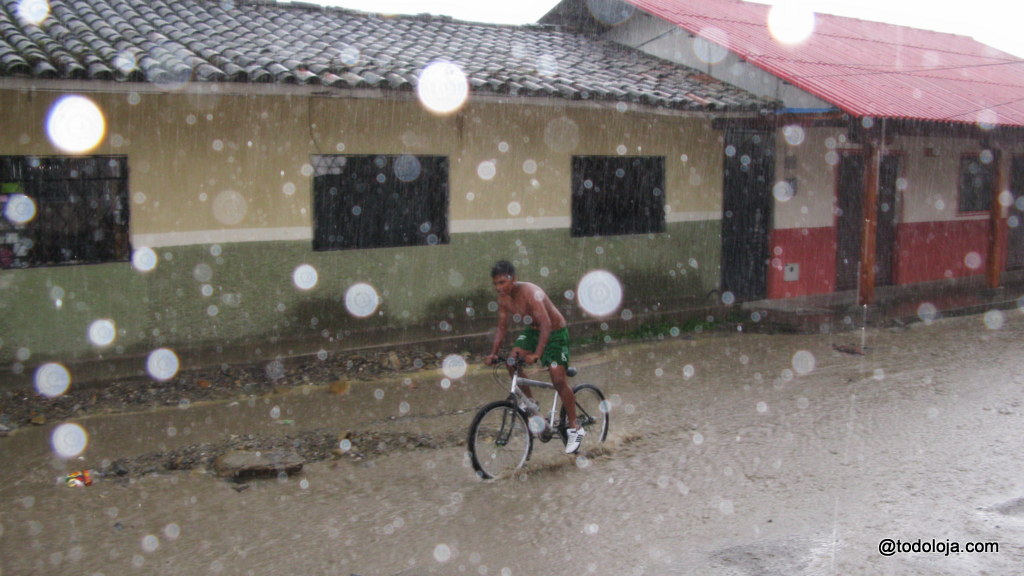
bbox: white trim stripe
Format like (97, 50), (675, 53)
(131, 212), (723, 247)
(132, 227), (311, 248)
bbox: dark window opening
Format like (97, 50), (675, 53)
(312, 155), (449, 251)
(571, 156), (665, 237)
(0, 155), (130, 269)
(959, 154), (994, 213)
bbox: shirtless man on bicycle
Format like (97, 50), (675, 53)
(483, 260), (584, 453)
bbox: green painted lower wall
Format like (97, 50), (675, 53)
(0, 220), (720, 367)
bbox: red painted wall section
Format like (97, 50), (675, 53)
(893, 219), (992, 284)
(767, 227), (836, 298)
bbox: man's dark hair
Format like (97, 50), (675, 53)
(491, 260), (515, 278)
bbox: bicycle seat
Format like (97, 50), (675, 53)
(567, 367), (577, 377)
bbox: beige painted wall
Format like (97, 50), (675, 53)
(0, 85), (731, 365)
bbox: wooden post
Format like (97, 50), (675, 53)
(858, 137), (881, 305)
(986, 147), (1007, 288)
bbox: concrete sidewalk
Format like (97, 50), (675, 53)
(5, 271), (1024, 389)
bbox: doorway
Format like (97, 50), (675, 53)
(721, 128), (773, 301)
(1009, 155), (1024, 269)
(835, 152), (901, 290)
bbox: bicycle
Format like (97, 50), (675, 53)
(466, 354), (609, 479)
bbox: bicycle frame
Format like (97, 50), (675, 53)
(508, 370), (562, 431)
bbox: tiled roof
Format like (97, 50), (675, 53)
(614, 0), (1024, 126)
(0, 0), (775, 112)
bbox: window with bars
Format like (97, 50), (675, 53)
(311, 154), (449, 251)
(0, 156), (130, 269)
(571, 155), (666, 237)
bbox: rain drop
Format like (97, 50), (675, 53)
(212, 190), (247, 225)
(433, 544), (452, 563)
(34, 362), (71, 398)
(4, 193), (36, 224)
(16, 0), (50, 24)
(442, 355), (467, 379)
(345, 283), (380, 318)
(782, 124), (805, 146)
(88, 319), (117, 347)
(791, 350), (816, 374)
(51, 423), (88, 458)
(983, 309), (1005, 330)
(46, 95), (106, 154)
(293, 264), (319, 291)
(146, 348), (180, 381)
(576, 269), (623, 317)
(477, 160), (497, 181)
(417, 61), (469, 115)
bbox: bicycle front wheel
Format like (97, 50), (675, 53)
(560, 383), (610, 445)
(467, 400), (533, 479)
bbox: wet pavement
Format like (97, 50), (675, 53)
(2, 307), (1024, 575)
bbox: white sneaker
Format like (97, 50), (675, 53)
(565, 426), (586, 454)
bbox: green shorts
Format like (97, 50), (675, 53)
(514, 327), (570, 368)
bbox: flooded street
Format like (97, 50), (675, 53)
(3, 311), (1024, 575)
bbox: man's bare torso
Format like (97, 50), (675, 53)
(501, 281), (567, 330)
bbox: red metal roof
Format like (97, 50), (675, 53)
(624, 0), (1024, 127)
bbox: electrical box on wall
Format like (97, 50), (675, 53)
(784, 263), (800, 282)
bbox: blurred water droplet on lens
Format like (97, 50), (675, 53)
(16, 0), (50, 24)
(477, 160), (497, 181)
(292, 264), (318, 290)
(442, 355), (467, 380)
(212, 190), (248, 225)
(783, 124), (806, 146)
(417, 61), (469, 114)
(51, 423), (88, 458)
(984, 309), (1005, 330)
(543, 117), (580, 153)
(4, 193), (36, 224)
(693, 27), (730, 64)
(767, 3), (815, 44)
(434, 544), (452, 562)
(88, 319), (116, 347)
(146, 348), (180, 381)
(46, 95), (106, 153)
(791, 350), (816, 374)
(345, 283), (380, 318)
(394, 154), (422, 182)
(577, 270), (623, 317)
(34, 362), (71, 398)
(585, 0), (635, 25)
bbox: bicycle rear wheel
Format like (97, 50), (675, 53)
(467, 400), (533, 479)
(560, 383), (610, 445)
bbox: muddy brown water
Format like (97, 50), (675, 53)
(3, 312), (1024, 575)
